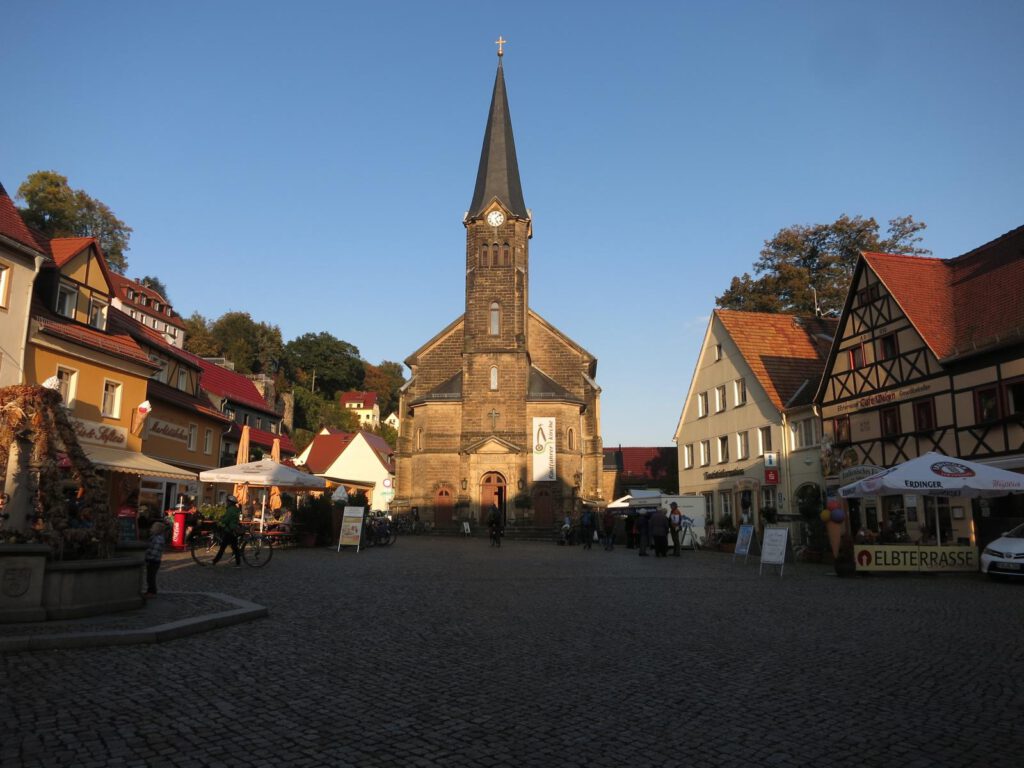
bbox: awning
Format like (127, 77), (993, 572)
(83, 445), (198, 481)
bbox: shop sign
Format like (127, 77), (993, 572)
(71, 418), (127, 447)
(824, 380), (939, 418)
(763, 451), (778, 468)
(854, 545), (978, 573)
(839, 465), (883, 484)
(147, 418), (189, 444)
(764, 468), (779, 485)
(532, 417), (557, 482)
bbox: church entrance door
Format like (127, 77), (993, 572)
(434, 488), (453, 528)
(533, 487), (554, 527)
(479, 472), (506, 524)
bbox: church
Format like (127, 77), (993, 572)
(392, 47), (604, 530)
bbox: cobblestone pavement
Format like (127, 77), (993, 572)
(2, 538), (1022, 767)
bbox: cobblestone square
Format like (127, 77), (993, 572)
(2, 538), (1021, 767)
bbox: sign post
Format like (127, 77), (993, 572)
(759, 526), (790, 577)
(337, 506), (365, 552)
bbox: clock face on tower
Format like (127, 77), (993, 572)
(486, 210), (506, 227)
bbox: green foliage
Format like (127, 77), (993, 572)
(284, 332), (364, 397)
(294, 495), (334, 544)
(717, 214), (929, 315)
(17, 170), (133, 273)
(363, 360), (406, 419)
(183, 312), (220, 357)
(206, 311), (283, 375)
(139, 275), (170, 302)
(292, 386), (360, 433)
(372, 422), (398, 449)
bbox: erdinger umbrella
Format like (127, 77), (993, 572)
(200, 459), (326, 489)
(233, 425), (251, 506)
(839, 452), (1024, 546)
(269, 438), (283, 513)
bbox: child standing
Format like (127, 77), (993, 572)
(145, 521), (166, 597)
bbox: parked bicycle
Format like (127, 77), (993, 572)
(362, 514), (395, 547)
(190, 525), (273, 567)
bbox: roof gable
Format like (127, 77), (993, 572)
(196, 358), (280, 416)
(0, 182), (46, 255)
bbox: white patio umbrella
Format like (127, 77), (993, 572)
(839, 452), (1024, 545)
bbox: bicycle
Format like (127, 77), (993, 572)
(190, 526), (273, 568)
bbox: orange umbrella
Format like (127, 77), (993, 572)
(233, 425), (251, 506)
(269, 437), (283, 511)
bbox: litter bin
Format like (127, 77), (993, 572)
(172, 511), (188, 549)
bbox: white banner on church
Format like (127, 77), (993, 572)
(532, 417), (556, 482)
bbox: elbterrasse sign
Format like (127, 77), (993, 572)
(854, 545), (977, 573)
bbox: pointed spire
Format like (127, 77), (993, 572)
(468, 56), (528, 220)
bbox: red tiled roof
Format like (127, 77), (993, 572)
(0, 182), (46, 255)
(603, 447), (676, 481)
(108, 272), (186, 330)
(48, 237), (95, 268)
(302, 430), (394, 475)
(339, 391), (377, 409)
(195, 357), (281, 416)
(716, 310), (838, 411)
(147, 378), (230, 423)
(33, 305), (156, 367)
(225, 423), (295, 454)
(864, 225), (1024, 360)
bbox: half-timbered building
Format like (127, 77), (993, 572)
(816, 225), (1024, 546)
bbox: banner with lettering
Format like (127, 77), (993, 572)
(146, 418), (190, 444)
(532, 417), (557, 482)
(71, 418), (128, 448)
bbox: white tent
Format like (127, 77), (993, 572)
(200, 459), (327, 490)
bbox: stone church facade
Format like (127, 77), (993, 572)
(392, 55), (604, 530)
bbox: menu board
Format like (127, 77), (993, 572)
(759, 526), (790, 576)
(338, 507), (365, 552)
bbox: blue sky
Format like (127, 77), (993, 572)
(4, 1), (1022, 445)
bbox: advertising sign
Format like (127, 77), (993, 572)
(71, 418), (127, 448)
(759, 526), (790, 576)
(146, 418), (189, 444)
(764, 468), (779, 485)
(532, 417), (557, 482)
(854, 545), (977, 573)
(337, 506), (365, 552)
(734, 524), (756, 560)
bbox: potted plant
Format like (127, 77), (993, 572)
(717, 515), (737, 553)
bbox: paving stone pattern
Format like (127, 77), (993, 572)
(2, 539), (1021, 767)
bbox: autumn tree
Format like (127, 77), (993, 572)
(363, 360), (406, 418)
(716, 215), (929, 316)
(17, 171), (133, 273)
(183, 312), (220, 357)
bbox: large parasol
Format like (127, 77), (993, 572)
(232, 425), (251, 506)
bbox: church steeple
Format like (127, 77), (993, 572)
(468, 55), (528, 220)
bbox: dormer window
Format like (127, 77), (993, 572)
(126, 289), (134, 300)
(154, 302), (161, 312)
(139, 295), (148, 306)
(88, 298), (108, 330)
(56, 282), (78, 319)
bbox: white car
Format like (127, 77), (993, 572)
(981, 523), (1024, 579)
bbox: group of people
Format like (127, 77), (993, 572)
(563, 502), (692, 557)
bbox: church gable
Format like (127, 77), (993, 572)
(527, 310), (594, 399)
(466, 435), (521, 454)
(405, 315), (465, 395)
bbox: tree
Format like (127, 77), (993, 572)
(183, 312), (220, 357)
(717, 215), (929, 316)
(139, 275), (170, 302)
(284, 332), (364, 397)
(292, 386), (359, 433)
(363, 360), (406, 418)
(209, 312), (283, 375)
(17, 171), (133, 273)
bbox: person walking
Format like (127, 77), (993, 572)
(637, 509), (650, 557)
(601, 508), (617, 551)
(669, 502), (683, 556)
(650, 506), (670, 558)
(580, 506), (596, 550)
(212, 494), (242, 567)
(144, 520), (166, 596)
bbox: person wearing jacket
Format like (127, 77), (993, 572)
(649, 506), (670, 558)
(212, 495), (243, 567)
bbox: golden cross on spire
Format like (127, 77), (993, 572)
(495, 35), (507, 57)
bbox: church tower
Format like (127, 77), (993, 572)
(393, 43), (604, 530)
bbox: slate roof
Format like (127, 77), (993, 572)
(528, 367), (584, 404)
(195, 357), (281, 416)
(863, 224), (1024, 361)
(716, 310), (838, 411)
(468, 60), (528, 219)
(0, 182), (46, 255)
(225, 423), (295, 454)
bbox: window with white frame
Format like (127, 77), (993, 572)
(698, 392), (709, 418)
(761, 486), (777, 511)
(715, 385), (727, 413)
(758, 426), (772, 455)
(0, 263), (10, 308)
(150, 356), (167, 383)
(56, 282), (78, 319)
(56, 366), (78, 405)
(718, 435), (729, 463)
(720, 491), (733, 524)
(737, 431), (749, 460)
(101, 380), (122, 418)
(734, 378), (747, 406)
(87, 297), (107, 330)
(699, 440), (710, 467)
(176, 368), (188, 391)
(714, 344), (723, 361)
(683, 444), (694, 469)
(204, 428), (213, 454)
(703, 492), (714, 520)
(187, 424), (198, 451)
(791, 417), (818, 449)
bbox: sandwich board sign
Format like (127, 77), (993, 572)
(759, 526), (790, 577)
(337, 506), (365, 552)
(733, 524), (759, 562)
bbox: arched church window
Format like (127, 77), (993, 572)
(567, 428), (576, 451)
(415, 428), (423, 451)
(490, 366), (499, 390)
(480, 244), (489, 268)
(502, 243), (510, 266)
(489, 302), (500, 335)
(489, 243), (498, 266)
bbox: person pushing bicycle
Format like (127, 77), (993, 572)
(212, 494), (243, 567)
